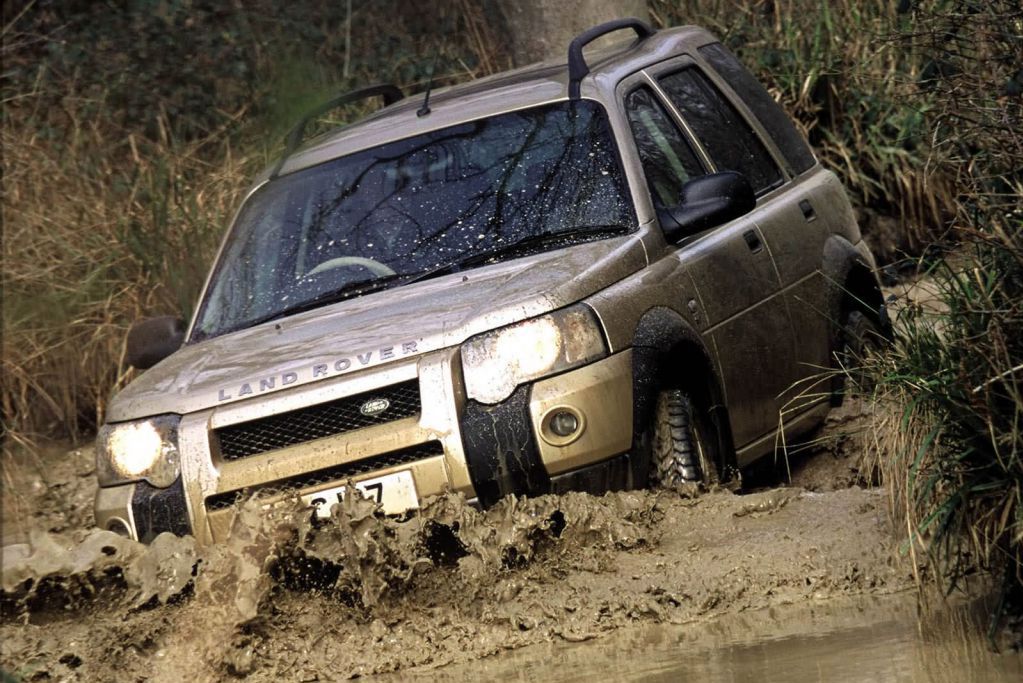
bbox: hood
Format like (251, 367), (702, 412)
(107, 236), (647, 421)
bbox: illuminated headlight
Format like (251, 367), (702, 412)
(96, 415), (181, 488)
(461, 305), (607, 404)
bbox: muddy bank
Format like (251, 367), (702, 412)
(2, 477), (913, 681)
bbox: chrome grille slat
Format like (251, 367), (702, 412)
(216, 380), (420, 460)
(205, 441), (443, 512)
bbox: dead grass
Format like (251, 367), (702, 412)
(2, 92), (255, 443)
(0, 1), (507, 450)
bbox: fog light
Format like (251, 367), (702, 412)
(549, 410), (580, 437)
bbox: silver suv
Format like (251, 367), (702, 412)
(95, 19), (887, 544)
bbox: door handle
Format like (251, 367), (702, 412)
(799, 199), (817, 222)
(743, 229), (763, 253)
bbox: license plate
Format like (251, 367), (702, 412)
(301, 470), (419, 518)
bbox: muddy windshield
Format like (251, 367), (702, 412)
(192, 100), (634, 340)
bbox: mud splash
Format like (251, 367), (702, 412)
(2, 489), (669, 680)
(2, 414), (930, 680)
(2, 528), (197, 613)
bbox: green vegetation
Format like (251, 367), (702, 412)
(2, 0), (1021, 624)
(856, 1), (1023, 628)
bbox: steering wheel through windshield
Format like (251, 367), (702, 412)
(304, 256), (396, 278)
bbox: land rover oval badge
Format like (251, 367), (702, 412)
(360, 397), (390, 417)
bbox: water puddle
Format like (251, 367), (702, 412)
(382, 593), (1022, 682)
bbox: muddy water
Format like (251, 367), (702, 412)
(387, 594), (1022, 682)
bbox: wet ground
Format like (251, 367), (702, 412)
(1, 399), (1020, 680)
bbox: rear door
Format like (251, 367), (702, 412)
(621, 61), (798, 450)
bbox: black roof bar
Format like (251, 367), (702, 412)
(270, 83), (404, 178)
(567, 18), (655, 100)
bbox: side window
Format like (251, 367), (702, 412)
(659, 68), (783, 195)
(698, 43), (816, 174)
(625, 87), (705, 208)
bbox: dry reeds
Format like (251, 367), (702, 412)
(1, 1), (506, 450)
(2, 93), (254, 443)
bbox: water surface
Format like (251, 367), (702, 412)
(384, 593), (1022, 682)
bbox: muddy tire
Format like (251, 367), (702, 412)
(650, 389), (719, 488)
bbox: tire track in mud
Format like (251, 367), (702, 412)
(1, 482), (914, 681)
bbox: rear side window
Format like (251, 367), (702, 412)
(698, 43), (816, 174)
(659, 68), (783, 196)
(625, 87), (705, 208)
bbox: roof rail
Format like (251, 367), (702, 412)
(567, 18), (655, 100)
(270, 83), (404, 178)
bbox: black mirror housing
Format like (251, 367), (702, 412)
(126, 316), (186, 370)
(660, 171), (756, 242)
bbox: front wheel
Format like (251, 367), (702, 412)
(650, 389), (719, 489)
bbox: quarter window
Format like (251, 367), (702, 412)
(625, 86), (705, 208)
(659, 68), (783, 195)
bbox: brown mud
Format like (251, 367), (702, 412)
(1, 399), (935, 681)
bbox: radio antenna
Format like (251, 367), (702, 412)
(417, 48), (440, 117)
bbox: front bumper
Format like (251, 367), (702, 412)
(95, 349), (634, 544)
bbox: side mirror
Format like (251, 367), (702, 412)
(660, 171), (756, 242)
(126, 316), (186, 370)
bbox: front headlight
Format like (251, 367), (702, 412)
(96, 415), (181, 488)
(461, 304), (607, 404)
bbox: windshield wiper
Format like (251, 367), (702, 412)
(376, 225), (632, 288)
(446, 225), (632, 270)
(230, 273), (411, 333)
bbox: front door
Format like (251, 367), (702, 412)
(622, 66), (798, 450)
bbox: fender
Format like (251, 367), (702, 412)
(821, 235), (892, 404)
(821, 235), (891, 337)
(629, 306), (738, 485)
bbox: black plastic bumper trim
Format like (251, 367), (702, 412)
(131, 476), (191, 542)
(459, 384), (550, 507)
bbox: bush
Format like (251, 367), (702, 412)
(874, 231), (1023, 620)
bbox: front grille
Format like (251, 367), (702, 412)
(205, 441), (444, 512)
(216, 380), (420, 460)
